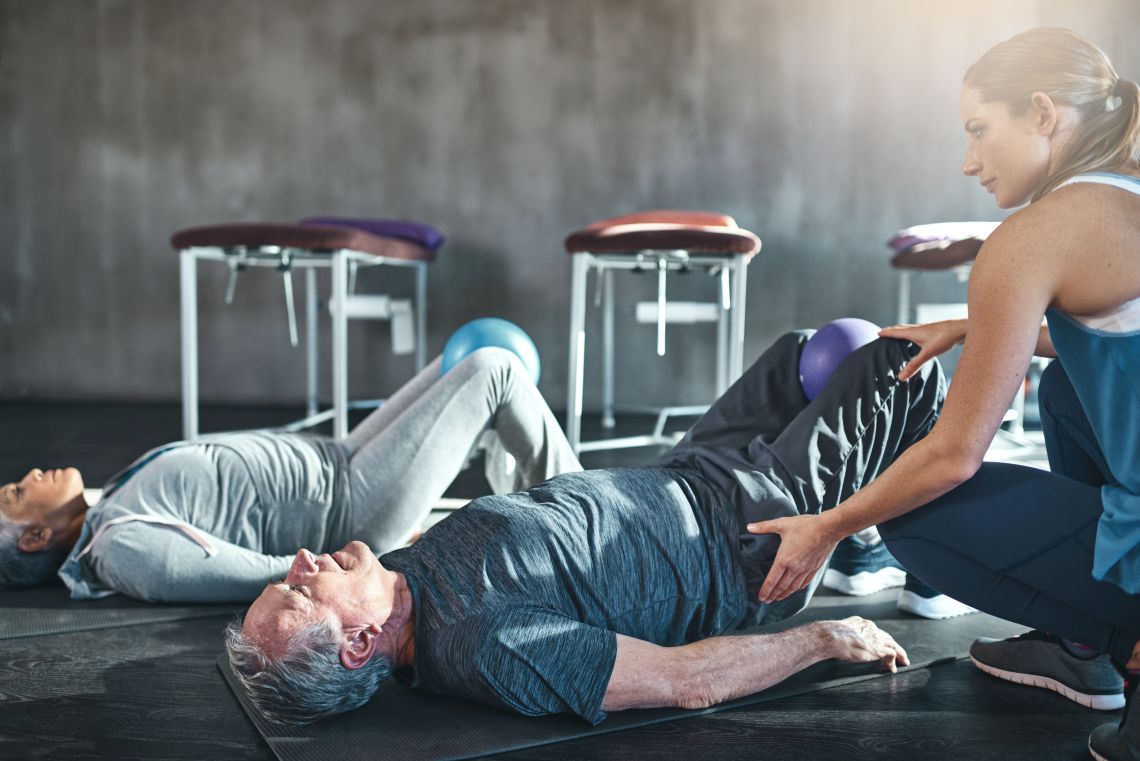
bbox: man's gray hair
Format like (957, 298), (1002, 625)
(0, 515), (68, 589)
(224, 615), (392, 724)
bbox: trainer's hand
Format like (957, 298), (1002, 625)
(747, 513), (839, 604)
(819, 616), (910, 672)
(878, 320), (967, 381)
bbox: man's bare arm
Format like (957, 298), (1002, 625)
(601, 617), (908, 712)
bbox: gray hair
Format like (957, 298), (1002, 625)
(0, 515), (68, 588)
(224, 615), (392, 724)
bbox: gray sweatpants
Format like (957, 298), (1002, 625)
(342, 348), (582, 552)
(660, 331), (946, 622)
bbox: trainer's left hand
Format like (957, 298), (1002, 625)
(748, 513), (840, 604)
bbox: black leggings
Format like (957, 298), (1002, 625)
(880, 361), (1140, 667)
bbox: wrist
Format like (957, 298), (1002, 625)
(816, 509), (850, 544)
(809, 621), (840, 659)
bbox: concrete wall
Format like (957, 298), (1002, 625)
(3, 0), (1138, 409)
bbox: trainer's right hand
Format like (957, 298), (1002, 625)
(878, 320), (967, 381)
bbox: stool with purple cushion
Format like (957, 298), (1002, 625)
(887, 220), (1000, 324)
(172, 219), (442, 440)
(564, 210), (761, 454)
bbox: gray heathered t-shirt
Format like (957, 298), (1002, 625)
(380, 466), (746, 724)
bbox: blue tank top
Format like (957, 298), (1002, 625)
(1044, 171), (1140, 593)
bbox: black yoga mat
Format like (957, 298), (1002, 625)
(0, 581), (240, 639)
(219, 592), (1028, 761)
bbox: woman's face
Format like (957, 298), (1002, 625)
(959, 86), (1054, 208)
(0, 468), (85, 524)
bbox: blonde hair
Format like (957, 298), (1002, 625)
(965, 27), (1140, 201)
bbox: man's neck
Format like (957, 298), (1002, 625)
(385, 572), (416, 670)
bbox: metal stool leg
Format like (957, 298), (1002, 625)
(601, 268), (615, 429)
(728, 256), (749, 382)
(331, 251), (349, 439)
(415, 262), (428, 372)
(305, 267), (319, 418)
(567, 253), (589, 453)
(716, 267), (730, 394)
(180, 250), (200, 440)
(897, 270), (911, 325)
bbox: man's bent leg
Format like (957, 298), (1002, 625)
(661, 331), (813, 461)
(732, 338), (945, 619)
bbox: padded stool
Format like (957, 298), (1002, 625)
(172, 219), (443, 440)
(888, 221), (999, 325)
(888, 219), (1040, 438)
(564, 210), (761, 454)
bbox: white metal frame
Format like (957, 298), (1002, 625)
(566, 250), (750, 454)
(180, 245), (428, 440)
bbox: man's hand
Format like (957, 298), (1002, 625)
(747, 513), (839, 604)
(819, 616), (910, 672)
(878, 320), (967, 381)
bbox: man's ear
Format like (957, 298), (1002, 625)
(17, 526), (52, 553)
(340, 623), (382, 670)
(1029, 91), (1059, 135)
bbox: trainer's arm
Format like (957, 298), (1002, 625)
(601, 617), (907, 712)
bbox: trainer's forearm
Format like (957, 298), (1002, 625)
(820, 432), (973, 540)
(669, 623), (834, 709)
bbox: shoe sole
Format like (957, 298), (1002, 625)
(897, 590), (977, 620)
(822, 567), (906, 596)
(969, 655), (1126, 711)
(1089, 740), (1110, 761)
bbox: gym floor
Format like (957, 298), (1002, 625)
(0, 400), (1107, 761)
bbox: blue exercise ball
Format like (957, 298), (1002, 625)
(798, 318), (881, 401)
(441, 318), (541, 384)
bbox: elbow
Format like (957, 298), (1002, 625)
(922, 433), (983, 489)
(941, 448), (983, 489)
(667, 650), (720, 710)
(673, 681), (718, 711)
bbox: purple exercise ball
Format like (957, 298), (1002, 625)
(798, 318), (882, 401)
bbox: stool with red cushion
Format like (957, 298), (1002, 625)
(563, 210), (761, 454)
(172, 219), (442, 440)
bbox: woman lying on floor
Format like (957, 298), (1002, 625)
(746, 27), (1140, 761)
(0, 349), (580, 602)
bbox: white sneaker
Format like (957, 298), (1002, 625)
(897, 574), (977, 619)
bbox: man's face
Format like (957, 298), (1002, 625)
(0, 468), (85, 524)
(243, 541), (390, 659)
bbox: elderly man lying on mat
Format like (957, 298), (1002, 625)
(229, 332), (943, 723)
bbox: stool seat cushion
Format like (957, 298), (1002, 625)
(890, 238), (984, 270)
(299, 217), (445, 252)
(887, 221), (999, 270)
(565, 210), (760, 257)
(171, 223), (435, 262)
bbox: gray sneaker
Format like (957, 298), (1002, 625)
(969, 630), (1125, 711)
(1089, 675), (1139, 761)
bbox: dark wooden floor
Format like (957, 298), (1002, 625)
(0, 400), (1113, 761)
